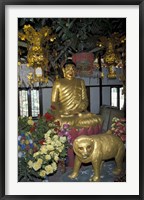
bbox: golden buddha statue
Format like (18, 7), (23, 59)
(51, 60), (102, 128)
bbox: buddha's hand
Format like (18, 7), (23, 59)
(60, 111), (75, 117)
(79, 101), (88, 111)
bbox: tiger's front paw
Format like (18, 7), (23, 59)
(68, 172), (78, 179)
(113, 168), (122, 175)
(89, 175), (100, 182)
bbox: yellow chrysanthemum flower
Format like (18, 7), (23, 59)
(55, 140), (62, 147)
(27, 119), (34, 126)
(53, 135), (59, 140)
(51, 162), (57, 171)
(33, 162), (41, 171)
(37, 158), (43, 164)
(45, 134), (51, 140)
(54, 155), (59, 162)
(45, 137), (52, 144)
(50, 151), (54, 157)
(39, 170), (46, 178)
(57, 146), (64, 153)
(45, 165), (53, 175)
(40, 145), (47, 154)
(47, 145), (54, 151)
(51, 141), (55, 146)
(33, 152), (40, 157)
(25, 140), (29, 145)
(59, 136), (67, 143)
(45, 154), (51, 160)
(46, 129), (53, 135)
(28, 160), (33, 168)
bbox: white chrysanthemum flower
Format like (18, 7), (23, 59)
(18, 135), (22, 141)
(29, 139), (33, 144)
(18, 152), (23, 158)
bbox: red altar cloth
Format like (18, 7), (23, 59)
(67, 125), (102, 167)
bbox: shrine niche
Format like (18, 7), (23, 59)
(18, 18), (126, 183)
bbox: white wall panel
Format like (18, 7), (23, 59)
(42, 88), (52, 114)
(102, 87), (111, 106)
(90, 87), (100, 114)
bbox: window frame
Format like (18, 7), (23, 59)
(18, 87), (43, 119)
(110, 86), (124, 110)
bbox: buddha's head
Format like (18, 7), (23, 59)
(62, 60), (76, 80)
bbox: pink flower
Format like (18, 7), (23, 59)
(64, 131), (69, 136)
(63, 124), (70, 130)
(122, 126), (126, 132)
(116, 122), (122, 126)
(121, 134), (126, 142)
(119, 129), (124, 134)
(120, 118), (126, 122)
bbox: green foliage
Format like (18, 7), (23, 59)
(18, 158), (41, 182)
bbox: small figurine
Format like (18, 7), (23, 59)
(68, 130), (125, 182)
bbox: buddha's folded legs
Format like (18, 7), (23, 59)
(76, 113), (102, 128)
(54, 112), (103, 128)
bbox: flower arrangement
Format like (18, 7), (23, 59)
(27, 128), (68, 178)
(111, 117), (126, 142)
(18, 107), (72, 181)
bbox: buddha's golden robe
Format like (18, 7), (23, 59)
(51, 78), (102, 128)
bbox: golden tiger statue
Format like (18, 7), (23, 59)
(68, 130), (125, 182)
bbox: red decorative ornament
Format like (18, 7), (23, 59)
(72, 52), (94, 75)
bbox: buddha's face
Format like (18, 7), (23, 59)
(63, 64), (76, 80)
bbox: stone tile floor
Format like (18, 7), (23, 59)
(48, 160), (126, 182)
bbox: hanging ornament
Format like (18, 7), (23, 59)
(18, 24), (54, 86)
(72, 52), (94, 76)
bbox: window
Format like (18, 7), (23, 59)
(31, 90), (40, 117)
(119, 87), (124, 110)
(18, 89), (42, 118)
(111, 87), (118, 107)
(111, 86), (124, 110)
(19, 90), (29, 117)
